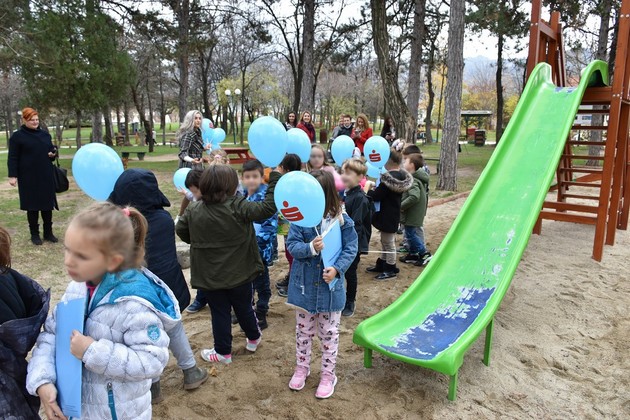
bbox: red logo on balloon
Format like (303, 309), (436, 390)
(368, 149), (381, 162)
(280, 200), (304, 222)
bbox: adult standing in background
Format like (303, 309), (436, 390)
(7, 107), (59, 245)
(285, 111), (297, 130)
(352, 113), (373, 155)
(330, 114), (345, 139)
(381, 116), (397, 145)
(176, 110), (210, 222)
(297, 111), (316, 143)
(338, 114), (354, 138)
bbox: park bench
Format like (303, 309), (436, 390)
(120, 149), (147, 161)
(224, 147), (254, 164)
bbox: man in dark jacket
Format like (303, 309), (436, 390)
(365, 149), (413, 279)
(338, 114), (354, 137)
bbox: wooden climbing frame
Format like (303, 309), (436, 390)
(528, 0), (630, 261)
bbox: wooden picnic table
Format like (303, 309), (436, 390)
(224, 147), (254, 164)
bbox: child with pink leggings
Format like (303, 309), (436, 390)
(285, 170), (358, 399)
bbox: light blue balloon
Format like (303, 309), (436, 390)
(331, 135), (354, 164)
(248, 116), (288, 167)
(212, 128), (226, 145)
(364, 136), (390, 168)
(72, 143), (124, 200)
(366, 161), (385, 179)
(173, 168), (192, 192)
(286, 128), (311, 161)
(274, 171), (325, 228)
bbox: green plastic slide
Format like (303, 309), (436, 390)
(353, 61), (609, 400)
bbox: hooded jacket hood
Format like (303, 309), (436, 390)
(413, 167), (430, 186)
(380, 169), (413, 193)
(90, 268), (180, 329)
(108, 168), (170, 212)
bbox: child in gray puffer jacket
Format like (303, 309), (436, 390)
(27, 203), (178, 420)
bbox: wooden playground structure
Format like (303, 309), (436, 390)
(527, 0), (630, 261)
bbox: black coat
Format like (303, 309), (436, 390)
(108, 169), (191, 310)
(7, 126), (58, 211)
(344, 186), (373, 253)
(0, 269), (50, 419)
(367, 170), (413, 233)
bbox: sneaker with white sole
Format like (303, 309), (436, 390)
(200, 348), (232, 364)
(246, 336), (262, 352)
(289, 366), (310, 391)
(315, 374), (338, 399)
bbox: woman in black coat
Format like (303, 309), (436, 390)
(0, 227), (50, 419)
(7, 108), (58, 245)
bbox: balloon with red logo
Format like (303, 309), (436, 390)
(364, 136), (390, 168)
(274, 171), (325, 228)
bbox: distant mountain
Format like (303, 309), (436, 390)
(463, 56), (496, 81)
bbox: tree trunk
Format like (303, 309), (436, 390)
(146, 78), (155, 152)
(123, 100), (130, 146)
(370, 0), (414, 142)
(91, 111), (103, 143)
(495, 32), (505, 145)
(425, 49), (435, 144)
(300, 0), (315, 111)
(587, 0), (611, 166)
(103, 106), (113, 146)
(406, 0), (427, 134)
(240, 70), (246, 144)
(437, 0), (465, 191)
(177, 0), (190, 122)
(75, 110), (82, 149)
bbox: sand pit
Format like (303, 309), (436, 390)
(151, 195), (630, 419)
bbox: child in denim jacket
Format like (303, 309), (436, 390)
(286, 170), (358, 399)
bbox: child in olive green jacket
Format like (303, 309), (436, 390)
(176, 165), (280, 364)
(399, 153), (432, 266)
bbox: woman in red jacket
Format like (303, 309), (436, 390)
(352, 113), (373, 155)
(297, 111), (316, 143)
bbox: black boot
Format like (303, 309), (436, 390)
(29, 224), (42, 246)
(43, 223), (58, 243)
(375, 263), (399, 280)
(150, 380), (164, 404)
(256, 310), (268, 330)
(342, 301), (355, 317)
(366, 258), (385, 273)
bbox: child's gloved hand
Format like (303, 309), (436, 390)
(312, 236), (324, 252)
(323, 267), (338, 283)
(70, 330), (95, 360)
(37, 383), (67, 420)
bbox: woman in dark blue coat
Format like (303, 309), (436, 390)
(7, 108), (58, 245)
(108, 168), (192, 310)
(0, 226), (50, 419)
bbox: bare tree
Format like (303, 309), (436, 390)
(437, 0), (465, 191)
(301, 0), (315, 111)
(370, 0), (414, 141)
(406, 0), (427, 131)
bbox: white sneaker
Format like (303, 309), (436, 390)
(200, 348), (232, 364)
(246, 336), (262, 352)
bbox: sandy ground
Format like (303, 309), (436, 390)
(145, 194), (630, 420)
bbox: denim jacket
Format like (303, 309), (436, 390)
(286, 213), (358, 314)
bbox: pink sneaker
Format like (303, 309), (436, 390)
(315, 374), (338, 399)
(200, 348), (232, 364)
(246, 336), (262, 352)
(288, 366), (310, 391)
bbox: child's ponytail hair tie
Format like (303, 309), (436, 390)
(121, 207), (131, 217)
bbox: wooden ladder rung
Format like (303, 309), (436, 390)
(567, 141), (607, 146)
(576, 108), (610, 114)
(561, 154), (606, 160)
(542, 201), (600, 213)
(581, 87), (612, 104)
(561, 193), (600, 201)
(572, 125), (608, 130)
(538, 211), (598, 225)
(559, 181), (602, 188)
(558, 167), (603, 174)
